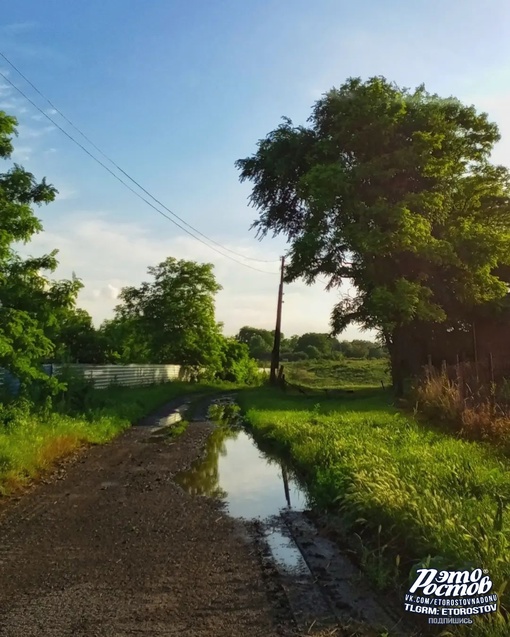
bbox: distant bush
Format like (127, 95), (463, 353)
(304, 345), (322, 359)
(212, 338), (261, 385)
(368, 346), (386, 359)
(280, 351), (309, 362)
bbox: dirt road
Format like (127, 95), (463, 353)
(0, 397), (295, 637)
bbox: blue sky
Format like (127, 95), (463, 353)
(2, 0), (510, 337)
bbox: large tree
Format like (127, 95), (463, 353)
(237, 77), (510, 393)
(111, 257), (223, 367)
(0, 111), (81, 392)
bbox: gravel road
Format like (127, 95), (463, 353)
(0, 397), (297, 637)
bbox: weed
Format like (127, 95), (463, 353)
(414, 366), (510, 448)
(164, 420), (189, 439)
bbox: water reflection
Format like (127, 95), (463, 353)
(175, 426), (308, 519)
(265, 529), (311, 577)
(176, 426), (240, 500)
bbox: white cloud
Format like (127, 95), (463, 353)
(19, 213), (367, 339)
(54, 186), (76, 200)
(0, 100), (17, 110)
(11, 145), (33, 162)
(84, 284), (120, 301)
(17, 124), (55, 139)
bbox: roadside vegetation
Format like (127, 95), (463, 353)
(0, 109), (264, 494)
(0, 380), (236, 496)
(239, 383), (510, 635)
(413, 364), (510, 454)
(235, 78), (510, 632)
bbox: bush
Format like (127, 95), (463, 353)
(413, 367), (510, 446)
(0, 397), (32, 430)
(53, 366), (96, 413)
(212, 337), (262, 384)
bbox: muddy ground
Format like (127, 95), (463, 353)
(0, 395), (402, 637)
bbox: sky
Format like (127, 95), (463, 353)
(2, 0), (510, 339)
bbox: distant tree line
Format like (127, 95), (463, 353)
(236, 327), (387, 363)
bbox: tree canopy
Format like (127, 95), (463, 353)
(53, 307), (107, 364)
(0, 111), (81, 392)
(237, 76), (510, 391)
(110, 257), (224, 368)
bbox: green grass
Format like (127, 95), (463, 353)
(0, 380), (230, 495)
(283, 358), (390, 389)
(238, 386), (510, 635)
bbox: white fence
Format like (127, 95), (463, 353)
(0, 364), (185, 393)
(55, 364), (185, 389)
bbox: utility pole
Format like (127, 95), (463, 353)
(282, 465), (291, 508)
(270, 256), (285, 385)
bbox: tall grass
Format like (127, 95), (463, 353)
(414, 366), (510, 448)
(0, 381), (220, 495)
(238, 387), (510, 635)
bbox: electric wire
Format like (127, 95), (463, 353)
(0, 52), (279, 264)
(0, 65), (279, 275)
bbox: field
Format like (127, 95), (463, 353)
(238, 366), (510, 635)
(282, 358), (390, 389)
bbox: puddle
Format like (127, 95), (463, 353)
(175, 425), (308, 519)
(156, 404), (188, 428)
(175, 419), (322, 624)
(142, 405), (189, 437)
(174, 400), (407, 634)
(265, 528), (311, 578)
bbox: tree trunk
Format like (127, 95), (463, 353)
(387, 327), (405, 398)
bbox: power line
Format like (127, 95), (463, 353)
(0, 51), (278, 264)
(0, 55), (279, 274)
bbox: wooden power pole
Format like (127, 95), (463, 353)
(270, 256), (285, 385)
